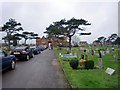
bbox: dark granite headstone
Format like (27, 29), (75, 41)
(98, 50), (102, 58)
(81, 54), (84, 59)
(85, 55), (88, 60)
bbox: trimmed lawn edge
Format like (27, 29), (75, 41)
(55, 52), (73, 88)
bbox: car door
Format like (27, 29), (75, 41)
(2, 51), (11, 70)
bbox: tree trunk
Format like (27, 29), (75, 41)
(24, 39), (27, 45)
(8, 39), (10, 51)
(69, 36), (72, 51)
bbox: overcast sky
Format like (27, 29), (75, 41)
(0, 0), (119, 44)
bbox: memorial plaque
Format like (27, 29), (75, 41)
(105, 67), (115, 75)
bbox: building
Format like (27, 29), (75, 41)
(79, 41), (88, 46)
(103, 41), (112, 45)
(92, 41), (101, 46)
(36, 36), (68, 46)
(92, 40), (112, 46)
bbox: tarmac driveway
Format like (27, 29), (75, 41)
(2, 49), (70, 88)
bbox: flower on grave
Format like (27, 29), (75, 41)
(79, 59), (86, 66)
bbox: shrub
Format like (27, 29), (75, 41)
(69, 58), (79, 69)
(84, 60), (94, 69)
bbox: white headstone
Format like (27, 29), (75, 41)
(106, 50), (109, 54)
(105, 67), (115, 75)
(113, 55), (117, 61)
(98, 58), (103, 68)
(59, 53), (61, 55)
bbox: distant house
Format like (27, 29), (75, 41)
(92, 40), (112, 46)
(79, 41), (88, 46)
(36, 36), (68, 46)
(92, 41), (101, 46)
(103, 41), (112, 45)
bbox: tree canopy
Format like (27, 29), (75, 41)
(44, 17), (91, 50)
(0, 18), (23, 50)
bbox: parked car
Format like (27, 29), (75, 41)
(37, 45), (44, 51)
(0, 50), (16, 71)
(30, 46), (41, 55)
(43, 45), (48, 49)
(10, 46), (34, 61)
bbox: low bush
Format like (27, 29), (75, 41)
(84, 60), (94, 69)
(69, 58), (79, 69)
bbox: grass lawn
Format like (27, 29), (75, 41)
(54, 46), (119, 88)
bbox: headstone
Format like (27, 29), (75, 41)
(113, 55), (117, 61)
(98, 58), (103, 68)
(96, 48), (98, 50)
(67, 48), (70, 54)
(105, 67), (115, 75)
(77, 53), (79, 58)
(81, 54), (84, 59)
(91, 50), (94, 56)
(106, 49), (109, 54)
(98, 50), (102, 58)
(74, 51), (77, 57)
(59, 53), (61, 55)
(85, 55), (88, 60)
(102, 51), (105, 56)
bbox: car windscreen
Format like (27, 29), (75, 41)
(15, 47), (27, 49)
(30, 46), (36, 48)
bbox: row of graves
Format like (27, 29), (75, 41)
(59, 47), (118, 75)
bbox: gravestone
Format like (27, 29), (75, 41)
(102, 51), (105, 56)
(106, 49), (109, 54)
(91, 50), (94, 56)
(77, 53), (79, 58)
(85, 55), (88, 60)
(59, 53), (61, 55)
(96, 48), (98, 50)
(81, 54), (84, 59)
(98, 58), (103, 68)
(113, 55), (117, 61)
(67, 48), (70, 54)
(105, 67), (115, 75)
(98, 50), (102, 58)
(74, 50), (77, 57)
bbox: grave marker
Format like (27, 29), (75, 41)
(105, 67), (115, 75)
(98, 58), (103, 68)
(113, 55), (117, 61)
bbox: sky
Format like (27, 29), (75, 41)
(0, 0), (119, 44)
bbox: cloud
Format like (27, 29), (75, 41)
(1, 1), (118, 44)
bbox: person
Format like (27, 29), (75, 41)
(49, 43), (51, 50)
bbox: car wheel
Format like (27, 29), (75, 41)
(32, 53), (34, 58)
(37, 51), (39, 54)
(11, 60), (16, 70)
(26, 55), (30, 61)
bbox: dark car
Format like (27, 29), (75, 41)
(37, 45), (44, 51)
(43, 45), (48, 49)
(10, 46), (34, 61)
(0, 50), (16, 71)
(30, 46), (41, 55)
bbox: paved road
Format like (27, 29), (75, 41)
(2, 49), (69, 88)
